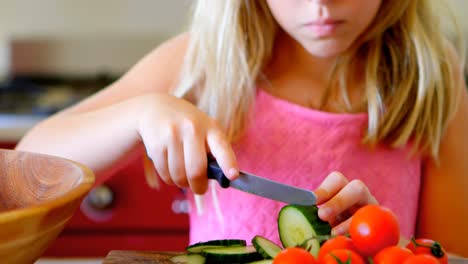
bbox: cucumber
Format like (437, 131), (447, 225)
(186, 239), (246, 253)
(252, 235), (282, 259)
(169, 253), (205, 264)
(246, 260), (273, 264)
(301, 237), (321, 258)
(277, 205), (331, 253)
(202, 245), (263, 263)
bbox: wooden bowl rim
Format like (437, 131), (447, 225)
(0, 149), (95, 223)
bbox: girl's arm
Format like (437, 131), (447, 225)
(15, 32), (239, 194)
(416, 50), (468, 256)
(15, 34), (189, 178)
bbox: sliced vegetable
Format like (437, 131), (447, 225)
(186, 239), (246, 253)
(252, 235), (283, 259)
(202, 245), (263, 263)
(301, 238), (321, 258)
(169, 253), (205, 264)
(277, 205), (331, 250)
(246, 260), (274, 264)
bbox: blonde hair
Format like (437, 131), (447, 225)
(173, 0), (465, 158)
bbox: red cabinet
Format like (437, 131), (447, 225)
(0, 142), (190, 257)
(0, 142), (17, 149)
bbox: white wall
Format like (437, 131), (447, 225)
(0, 0), (465, 36)
(0, 0), (466, 40)
(0, 0), (466, 77)
(0, 0), (191, 77)
(0, 0), (191, 37)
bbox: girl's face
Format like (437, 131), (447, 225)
(266, 0), (382, 58)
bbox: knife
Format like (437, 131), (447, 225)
(207, 158), (317, 206)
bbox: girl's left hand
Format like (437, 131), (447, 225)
(314, 172), (378, 235)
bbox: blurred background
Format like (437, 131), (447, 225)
(0, 0), (194, 259)
(0, 1), (191, 142)
(0, 0), (466, 133)
(0, 0), (190, 78)
(0, 0), (466, 259)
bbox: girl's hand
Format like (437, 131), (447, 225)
(314, 172), (378, 235)
(136, 93), (239, 194)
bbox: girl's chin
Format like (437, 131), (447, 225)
(301, 41), (352, 59)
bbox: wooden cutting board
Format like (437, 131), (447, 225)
(103, 250), (468, 264)
(103, 251), (184, 264)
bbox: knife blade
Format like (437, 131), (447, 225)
(207, 158), (317, 206)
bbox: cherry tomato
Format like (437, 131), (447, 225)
(317, 235), (357, 262)
(349, 204), (400, 256)
(402, 254), (440, 264)
(373, 246), (414, 264)
(406, 238), (448, 264)
(321, 249), (366, 264)
(273, 247), (317, 264)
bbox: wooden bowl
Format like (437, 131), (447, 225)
(0, 149), (95, 263)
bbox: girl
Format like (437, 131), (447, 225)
(16, 0), (468, 255)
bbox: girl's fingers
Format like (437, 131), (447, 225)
(143, 152), (160, 189)
(314, 171), (349, 204)
(150, 147), (173, 186)
(183, 128), (208, 194)
(206, 126), (239, 180)
(331, 217), (353, 236)
(319, 179), (378, 222)
(168, 131), (189, 188)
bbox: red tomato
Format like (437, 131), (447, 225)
(321, 249), (366, 264)
(349, 204), (400, 256)
(273, 247), (317, 264)
(373, 246), (414, 264)
(317, 235), (357, 262)
(406, 238), (448, 264)
(402, 254), (440, 264)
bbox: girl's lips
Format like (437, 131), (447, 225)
(304, 19), (344, 37)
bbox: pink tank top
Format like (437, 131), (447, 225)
(188, 89), (422, 245)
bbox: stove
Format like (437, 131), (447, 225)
(0, 73), (117, 141)
(0, 73), (116, 116)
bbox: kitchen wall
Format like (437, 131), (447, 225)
(0, 0), (467, 78)
(0, 0), (190, 37)
(0, 0), (465, 37)
(0, 0), (191, 77)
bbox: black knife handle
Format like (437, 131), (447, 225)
(207, 156), (231, 188)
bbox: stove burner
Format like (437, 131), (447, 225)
(0, 74), (116, 116)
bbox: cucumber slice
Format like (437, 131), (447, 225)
(252, 235), (282, 259)
(277, 205), (331, 250)
(202, 245), (263, 263)
(186, 239), (246, 253)
(169, 253), (205, 264)
(302, 238), (321, 258)
(246, 260), (274, 264)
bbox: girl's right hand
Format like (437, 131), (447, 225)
(136, 93), (239, 194)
